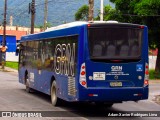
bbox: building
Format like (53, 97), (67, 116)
(0, 35), (17, 62)
(0, 25), (41, 62)
(0, 25), (41, 40)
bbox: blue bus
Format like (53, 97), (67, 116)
(18, 21), (149, 107)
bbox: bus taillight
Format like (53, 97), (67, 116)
(81, 81), (86, 86)
(145, 70), (149, 75)
(144, 80), (149, 86)
(144, 63), (149, 87)
(79, 63), (87, 88)
(139, 26), (144, 29)
(81, 71), (85, 75)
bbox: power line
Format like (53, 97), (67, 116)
(35, 0), (55, 7)
(7, 0), (29, 16)
(7, 0), (27, 11)
(12, 0), (75, 18)
(114, 13), (160, 17)
(35, 0), (75, 8)
(5, 0), (85, 27)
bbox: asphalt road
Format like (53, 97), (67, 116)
(0, 71), (160, 120)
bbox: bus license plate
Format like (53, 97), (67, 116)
(110, 82), (122, 87)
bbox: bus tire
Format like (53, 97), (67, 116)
(51, 81), (61, 106)
(95, 102), (113, 108)
(104, 103), (114, 108)
(25, 74), (31, 93)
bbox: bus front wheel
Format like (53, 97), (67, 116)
(25, 74), (31, 93)
(51, 81), (62, 106)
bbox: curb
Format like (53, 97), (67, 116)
(0, 67), (18, 73)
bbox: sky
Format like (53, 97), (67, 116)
(0, 0), (114, 27)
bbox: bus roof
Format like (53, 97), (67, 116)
(20, 21), (146, 42)
(45, 21), (88, 32)
(45, 21), (119, 32)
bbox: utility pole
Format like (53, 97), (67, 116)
(1, 0), (7, 70)
(31, 0), (35, 34)
(100, 0), (104, 21)
(10, 16), (13, 26)
(88, 0), (94, 21)
(44, 0), (48, 30)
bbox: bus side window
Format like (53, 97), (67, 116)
(92, 43), (102, 57)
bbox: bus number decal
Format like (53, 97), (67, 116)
(54, 43), (76, 76)
(106, 66), (129, 76)
(111, 66), (122, 71)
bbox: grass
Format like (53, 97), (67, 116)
(5, 61), (18, 70)
(149, 69), (155, 80)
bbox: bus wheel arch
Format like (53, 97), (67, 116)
(50, 76), (62, 106)
(50, 76), (56, 88)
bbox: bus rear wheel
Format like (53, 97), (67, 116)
(51, 81), (62, 106)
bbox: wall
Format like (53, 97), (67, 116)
(0, 35), (16, 52)
(0, 26), (41, 35)
(149, 56), (157, 70)
(6, 52), (18, 62)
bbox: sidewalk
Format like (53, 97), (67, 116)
(149, 79), (160, 84)
(154, 95), (160, 105)
(0, 66), (18, 73)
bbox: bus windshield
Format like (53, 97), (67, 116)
(88, 27), (143, 61)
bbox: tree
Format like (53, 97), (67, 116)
(95, 5), (117, 21)
(75, 5), (89, 21)
(74, 0), (160, 77)
(109, 0), (160, 77)
(108, 0), (142, 23)
(134, 0), (160, 77)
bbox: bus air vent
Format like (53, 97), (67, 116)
(68, 76), (76, 96)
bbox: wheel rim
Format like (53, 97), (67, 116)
(51, 83), (57, 104)
(25, 74), (30, 92)
(26, 81), (29, 90)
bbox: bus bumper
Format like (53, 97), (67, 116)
(78, 87), (148, 102)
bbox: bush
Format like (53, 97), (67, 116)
(149, 69), (160, 79)
(149, 69), (155, 79)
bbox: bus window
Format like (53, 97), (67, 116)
(88, 27), (143, 61)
